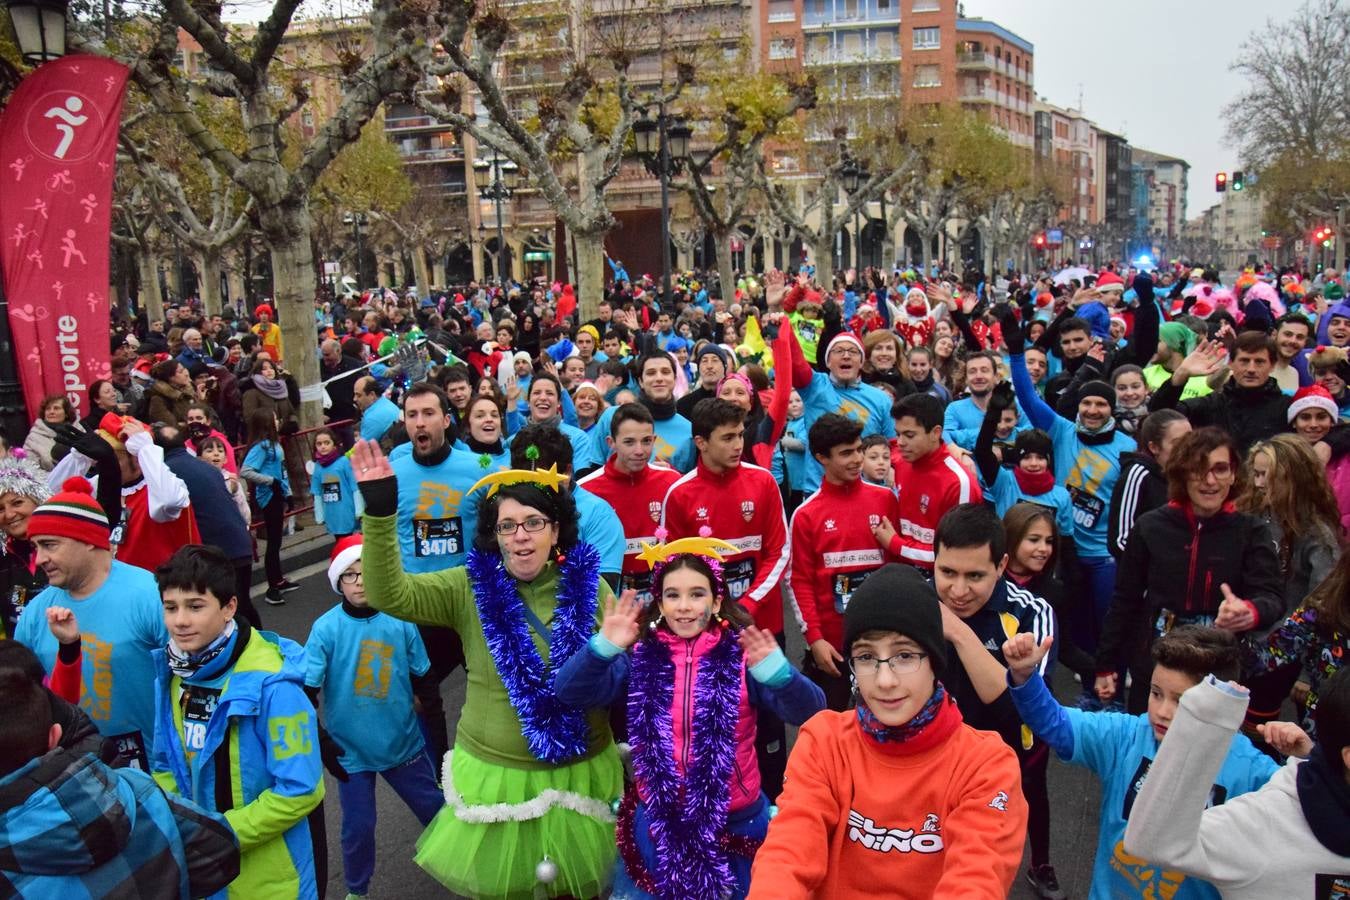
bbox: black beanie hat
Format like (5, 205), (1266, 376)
(1013, 428), (1054, 465)
(843, 563), (946, 676)
(1077, 380), (1116, 409)
(1132, 273), (1155, 304)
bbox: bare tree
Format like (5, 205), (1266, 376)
(72, 0), (428, 425)
(1227, 0), (1350, 171)
(412, 0), (701, 318)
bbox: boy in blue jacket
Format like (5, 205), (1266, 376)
(1002, 624), (1279, 900)
(305, 535), (444, 900)
(150, 545), (326, 899)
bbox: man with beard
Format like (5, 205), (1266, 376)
(677, 345), (729, 418)
(942, 351), (1031, 451)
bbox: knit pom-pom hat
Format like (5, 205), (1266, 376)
(27, 477), (110, 550)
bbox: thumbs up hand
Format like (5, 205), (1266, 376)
(1214, 583), (1256, 633)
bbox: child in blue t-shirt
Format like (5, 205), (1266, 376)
(309, 428), (362, 539)
(305, 536), (443, 900)
(1002, 625), (1279, 900)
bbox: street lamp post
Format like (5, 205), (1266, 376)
(0, 0), (69, 444)
(633, 105), (691, 305)
(840, 156), (870, 271)
(474, 150), (519, 289)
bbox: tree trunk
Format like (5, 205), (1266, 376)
(573, 230), (606, 322)
(267, 230), (323, 429)
(713, 228), (737, 309)
(807, 238), (833, 288)
(917, 227), (931, 276)
(411, 248), (432, 300)
(138, 250), (165, 323)
(197, 250), (223, 316)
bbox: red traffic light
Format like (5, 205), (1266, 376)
(1215, 172), (1228, 192)
(1034, 233), (1046, 247)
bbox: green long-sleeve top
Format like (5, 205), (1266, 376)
(361, 512), (615, 770)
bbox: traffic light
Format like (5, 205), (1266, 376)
(1314, 226), (1334, 247)
(1033, 233), (1046, 248)
(1231, 171), (1244, 191)
(1215, 172), (1228, 192)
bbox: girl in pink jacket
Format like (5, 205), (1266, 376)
(554, 533), (824, 900)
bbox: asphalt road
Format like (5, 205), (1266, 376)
(257, 566), (1103, 899)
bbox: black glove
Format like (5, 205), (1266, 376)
(989, 381), (1015, 413)
(51, 423), (118, 465)
(319, 732), (350, 782)
(995, 305), (1024, 355)
(823, 298), (843, 330)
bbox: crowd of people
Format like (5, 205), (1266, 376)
(1, 257), (1349, 899)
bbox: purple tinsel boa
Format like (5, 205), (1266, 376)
(628, 627), (743, 900)
(467, 542), (599, 764)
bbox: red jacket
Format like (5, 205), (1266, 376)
(576, 457), (681, 598)
(889, 442), (982, 570)
(115, 484), (201, 574)
(747, 701), (1026, 899)
(789, 478), (901, 649)
(661, 460), (790, 633)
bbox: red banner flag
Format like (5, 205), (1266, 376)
(0, 54), (129, 421)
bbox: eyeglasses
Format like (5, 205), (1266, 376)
(848, 651), (928, 677)
(829, 346), (863, 358)
(339, 570), (363, 584)
(1189, 462), (1234, 482)
(494, 516), (554, 536)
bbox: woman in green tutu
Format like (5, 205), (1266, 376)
(350, 439), (623, 899)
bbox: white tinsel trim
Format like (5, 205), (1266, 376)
(440, 750), (615, 825)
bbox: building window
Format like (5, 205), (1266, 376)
(769, 37), (796, 59)
(912, 0), (938, 10)
(767, 0), (794, 21)
(913, 26), (940, 49)
(301, 110), (314, 128)
(842, 0), (858, 17)
(913, 64), (941, 87)
(877, 0), (890, 9)
(811, 0), (824, 14)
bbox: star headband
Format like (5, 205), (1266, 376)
(642, 526), (738, 597)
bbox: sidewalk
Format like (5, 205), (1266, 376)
(248, 510), (336, 589)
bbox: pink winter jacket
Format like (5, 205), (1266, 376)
(652, 628), (762, 812)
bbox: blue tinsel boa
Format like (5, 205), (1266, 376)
(467, 542), (599, 764)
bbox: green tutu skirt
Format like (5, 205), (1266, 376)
(415, 743), (623, 900)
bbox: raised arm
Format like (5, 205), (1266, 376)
(996, 306), (1061, 431)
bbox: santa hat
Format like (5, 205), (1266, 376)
(904, 287), (928, 310)
(27, 477), (110, 551)
(1288, 384), (1340, 423)
(328, 534), (364, 594)
(824, 333), (864, 358)
(1095, 271), (1125, 293)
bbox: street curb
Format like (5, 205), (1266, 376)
(249, 529), (335, 587)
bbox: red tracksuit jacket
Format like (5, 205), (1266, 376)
(889, 442), (982, 570)
(576, 456), (681, 600)
(789, 478), (902, 649)
(661, 460), (790, 633)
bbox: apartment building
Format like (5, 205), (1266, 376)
(1132, 148), (1190, 240)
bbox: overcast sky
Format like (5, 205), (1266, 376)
(966, 0), (1286, 220)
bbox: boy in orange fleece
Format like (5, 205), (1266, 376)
(748, 563), (1027, 898)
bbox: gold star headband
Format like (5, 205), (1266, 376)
(466, 463), (569, 499)
(638, 531), (740, 570)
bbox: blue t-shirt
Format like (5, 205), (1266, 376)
(15, 561), (168, 761)
(393, 446), (493, 573)
(311, 455), (360, 537)
(1010, 672), (1278, 900)
(359, 396), (401, 442)
(304, 605), (430, 772)
(798, 372), (895, 492)
(1010, 353), (1134, 558)
(243, 440), (290, 508)
(589, 405), (691, 470)
(985, 467), (1074, 540)
(942, 395), (1033, 451)
(574, 486), (626, 576)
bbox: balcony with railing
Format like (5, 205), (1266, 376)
(956, 51), (993, 69)
(804, 42), (900, 65)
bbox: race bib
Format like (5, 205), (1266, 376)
(414, 517), (462, 557)
(621, 570), (654, 607)
(725, 558), (757, 601)
(833, 569), (874, 614)
(181, 686), (222, 754)
(321, 480), (342, 503)
(1067, 485), (1104, 529)
(106, 730), (150, 771)
(109, 507), (129, 549)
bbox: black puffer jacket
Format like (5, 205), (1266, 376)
(1097, 502), (1284, 671)
(1149, 376), (1290, 454)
